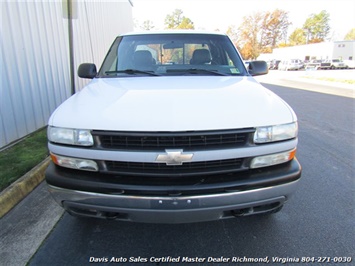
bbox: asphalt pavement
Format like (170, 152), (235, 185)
(255, 69), (355, 98)
(0, 182), (64, 266)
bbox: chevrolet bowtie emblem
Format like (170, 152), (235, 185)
(156, 149), (194, 165)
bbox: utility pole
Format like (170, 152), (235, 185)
(67, 0), (75, 95)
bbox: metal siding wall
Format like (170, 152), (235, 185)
(0, 0), (133, 148)
(1, 1), (71, 148)
(72, 1), (133, 90)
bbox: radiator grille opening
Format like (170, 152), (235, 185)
(93, 129), (254, 150)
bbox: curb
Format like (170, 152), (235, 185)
(0, 157), (51, 218)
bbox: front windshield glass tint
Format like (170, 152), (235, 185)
(99, 34), (247, 77)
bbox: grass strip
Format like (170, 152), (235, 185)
(301, 75), (355, 84)
(0, 128), (48, 192)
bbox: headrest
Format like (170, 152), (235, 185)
(190, 49), (211, 64)
(133, 50), (154, 67)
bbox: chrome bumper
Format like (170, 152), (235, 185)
(48, 180), (299, 223)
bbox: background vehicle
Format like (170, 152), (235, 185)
(45, 31), (301, 223)
(278, 59), (304, 71)
(269, 59), (281, 70)
(343, 60), (355, 69)
(329, 59), (347, 69)
(305, 59), (331, 70)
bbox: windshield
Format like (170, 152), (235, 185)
(99, 33), (248, 77)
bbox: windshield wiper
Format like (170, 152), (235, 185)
(105, 69), (160, 76)
(168, 68), (229, 76)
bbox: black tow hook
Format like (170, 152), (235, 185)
(99, 211), (120, 220)
(232, 207), (253, 217)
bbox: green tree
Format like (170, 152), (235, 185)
(303, 10), (330, 43)
(289, 28), (307, 46)
(141, 20), (155, 30)
(226, 25), (238, 46)
(178, 17), (194, 29)
(344, 28), (355, 40)
(237, 12), (263, 59)
(261, 9), (291, 48)
(164, 9), (194, 29)
(235, 9), (291, 58)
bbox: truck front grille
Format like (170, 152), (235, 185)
(93, 129), (254, 150)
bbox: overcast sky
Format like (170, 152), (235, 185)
(132, 0), (355, 40)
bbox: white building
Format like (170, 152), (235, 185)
(259, 40), (355, 62)
(333, 41), (355, 61)
(1, 0), (133, 148)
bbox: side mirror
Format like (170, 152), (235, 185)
(78, 63), (97, 79)
(248, 61), (268, 76)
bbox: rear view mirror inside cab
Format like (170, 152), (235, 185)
(163, 42), (184, 49)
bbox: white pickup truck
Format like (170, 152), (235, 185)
(45, 31), (301, 223)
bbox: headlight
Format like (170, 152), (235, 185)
(48, 126), (94, 146)
(254, 122), (298, 143)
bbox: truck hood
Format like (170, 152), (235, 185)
(49, 76), (296, 131)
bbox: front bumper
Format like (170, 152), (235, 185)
(45, 159), (301, 223)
